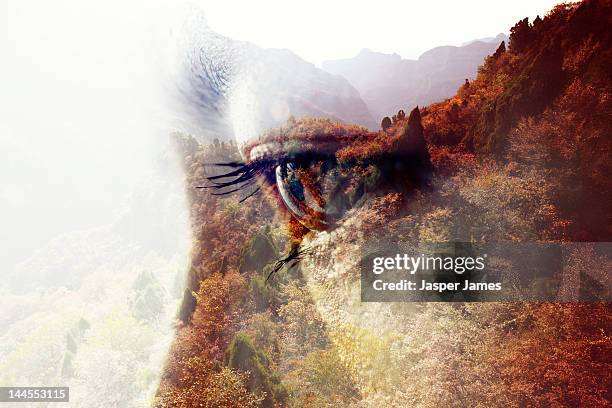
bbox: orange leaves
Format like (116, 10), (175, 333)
(155, 355), (262, 407)
(335, 131), (389, 162)
(507, 77), (612, 240)
(156, 272), (256, 407)
(428, 144), (476, 176)
(487, 303), (612, 407)
(192, 272), (248, 345)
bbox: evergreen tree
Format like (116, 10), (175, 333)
(225, 333), (287, 408)
(493, 40), (506, 58)
(509, 18), (534, 53)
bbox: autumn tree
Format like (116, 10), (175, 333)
(492, 40), (506, 58)
(509, 17), (534, 53)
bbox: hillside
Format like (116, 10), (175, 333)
(322, 34), (507, 120)
(420, 0), (611, 240)
(156, 1), (611, 406)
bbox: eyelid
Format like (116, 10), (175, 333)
(248, 141), (283, 162)
(245, 133), (356, 162)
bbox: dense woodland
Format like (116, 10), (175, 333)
(155, 2), (611, 406)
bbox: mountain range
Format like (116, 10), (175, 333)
(322, 34), (507, 122)
(176, 25), (374, 140)
(179, 22), (506, 138)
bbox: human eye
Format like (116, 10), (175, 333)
(197, 149), (352, 231)
(198, 114), (432, 234)
(274, 151), (363, 231)
(198, 124), (372, 232)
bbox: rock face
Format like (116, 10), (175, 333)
(395, 108), (429, 157)
(321, 34), (507, 120)
(175, 25), (376, 143)
(393, 107), (433, 186)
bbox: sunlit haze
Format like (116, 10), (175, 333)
(0, 0), (571, 405)
(202, 0), (561, 65)
(0, 0), (563, 269)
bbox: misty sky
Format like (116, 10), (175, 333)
(202, 0), (562, 65)
(0, 0), (563, 272)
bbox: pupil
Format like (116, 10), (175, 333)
(284, 162), (305, 202)
(289, 176), (305, 202)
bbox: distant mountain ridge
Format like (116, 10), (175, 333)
(322, 34), (508, 121)
(175, 24), (376, 141)
(461, 33), (508, 46)
(421, 0), (611, 239)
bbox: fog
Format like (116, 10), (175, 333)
(0, 0), (185, 270)
(0, 1), (196, 405)
(0, 0), (565, 273)
(203, 0), (561, 65)
(0, 0), (567, 405)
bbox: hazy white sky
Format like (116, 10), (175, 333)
(0, 0), (562, 271)
(201, 0), (562, 65)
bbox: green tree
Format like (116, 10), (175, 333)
(225, 332), (287, 408)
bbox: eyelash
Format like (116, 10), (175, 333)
(195, 154), (327, 281)
(196, 152), (335, 201)
(196, 152), (418, 281)
(195, 158), (276, 202)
